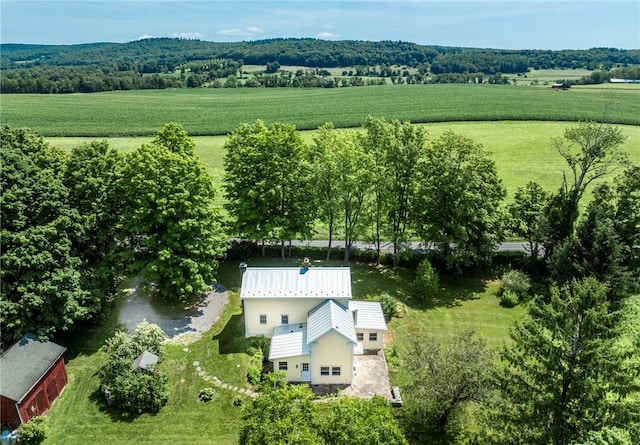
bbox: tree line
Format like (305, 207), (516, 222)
(2, 38), (638, 93)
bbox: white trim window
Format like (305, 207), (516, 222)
(281, 314), (289, 325)
(320, 366), (341, 377)
(331, 366), (341, 376)
(369, 332), (377, 341)
(320, 366), (330, 376)
(279, 361), (288, 371)
(259, 314), (267, 325)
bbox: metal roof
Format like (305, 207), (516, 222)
(269, 323), (310, 360)
(0, 333), (66, 403)
(307, 300), (357, 344)
(240, 267), (352, 299)
(349, 300), (388, 331)
(132, 350), (159, 371)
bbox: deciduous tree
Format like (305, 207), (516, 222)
(545, 121), (628, 253)
(223, 120), (317, 258)
(507, 181), (551, 260)
(115, 124), (226, 301)
(413, 130), (505, 270)
(400, 331), (494, 444)
(1, 127), (96, 346)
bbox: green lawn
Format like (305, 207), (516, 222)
(3, 84), (639, 137)
(43, 257), (524, 445)
(46, 121), (640, 207)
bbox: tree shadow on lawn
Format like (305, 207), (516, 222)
(400, 275), (490, 311)
(212, 314), (248, 355)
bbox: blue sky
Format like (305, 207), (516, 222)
(1, 1), (639, 50)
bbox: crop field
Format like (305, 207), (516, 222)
(46, 121), (640, 209)
(3, 83), (640, 137)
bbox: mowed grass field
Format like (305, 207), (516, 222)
(47, 121), (640, 208)
(3, 83), (640, 137)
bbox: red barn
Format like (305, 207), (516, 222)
(0, 334), (67, 429)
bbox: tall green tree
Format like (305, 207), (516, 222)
(548, 185), (633, 307)
(323, 396), (408, 445)
(223, 120), (317, 258)
(362, 117), (428, 265)
(544, 121), (628, 253)
(313, 124), (374, 262)
(400, 331), (494, 445)
(63, 140), (124, 297)
(239, 383), (322, 445)
(115, 124), (226, 301)
(412, 130), (506, 270)
(507, 181), (551, 260)
(1, 126), (96, 346)
(490, 278), (640, 445)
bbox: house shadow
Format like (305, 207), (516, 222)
(212, 314), (248, 355)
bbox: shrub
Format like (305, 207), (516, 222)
(248, 335), (270, 358)
(17, 416), (47, 445)
(247, 347), (264, 385)
(97, 322), (169, 414)
(412, 259), (440, 300)
(378, 293), (399, 321)
(500, 290), (519, 308)
(233, 397), (243, 407)
(500, 270), (531, 298)
(198, 387), (215, 402)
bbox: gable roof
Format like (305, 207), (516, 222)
(269, 323), (311, 360)
(307, 300), (357, 344)
(132, 350), (159, 371)
(349, 300), (388, 331)
(0, 333), (66, 403)
(240, 267), (352, 299)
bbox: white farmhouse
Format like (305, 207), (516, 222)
(240, 263), (387, 385)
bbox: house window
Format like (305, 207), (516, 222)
(320, 366), (330, 376)
(331, 367), (341, 376)
(279, 361), (288, 371)
(357, 333), (364, 341)
(369, 333), (378, 341)
(281, 314), (289, 325)
(259, 314), (267, 325)
(302, 363), (309, 372)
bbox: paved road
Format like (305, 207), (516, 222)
(284, 239), (531, 254)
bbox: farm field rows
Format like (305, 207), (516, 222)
(4, 83), (640, 137)
(47, 121), (640, 208)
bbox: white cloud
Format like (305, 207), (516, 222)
(136, 34), (156, 40)
(317, 32), (340, 39)
(171, 32), (205, 40)
(217, 26), (264, 39)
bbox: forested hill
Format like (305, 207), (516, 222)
(2, 38), (639, 93)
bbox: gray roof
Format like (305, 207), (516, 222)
(0, 333), (66, 403)
(132, 350), (159, 371)
(307, 300), (357, 344)
(349, 300), (388, 331)
(240, 267), (352, 299)
(269, 323), (310, 360)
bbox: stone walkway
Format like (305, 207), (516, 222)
(192, 360), (258, 398)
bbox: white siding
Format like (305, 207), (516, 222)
(310, 330), (353, 385)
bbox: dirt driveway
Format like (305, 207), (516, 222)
(118, 277), (229, 344)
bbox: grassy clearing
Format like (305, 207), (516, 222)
(3, 84), (639, 137)
(46, 121), (640, 207)
(43, 257), (524, 445)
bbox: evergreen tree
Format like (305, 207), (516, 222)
(490, 278), (640, 445)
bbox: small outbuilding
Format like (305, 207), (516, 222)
(132, 350), (159, 372)
(0, 334), (67, 429)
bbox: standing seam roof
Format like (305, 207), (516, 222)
(240, 267), (352, 299)
(307, 300), (357, 344)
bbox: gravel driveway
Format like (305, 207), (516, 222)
(118, 277), (229, 344)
